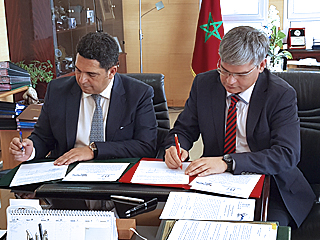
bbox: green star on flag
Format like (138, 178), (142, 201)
(192, 0), (224, 75)
(199, 12), (223, 42)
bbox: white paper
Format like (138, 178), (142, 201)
(7, 209), (117, 240)
(9, 199), (42, 211)
(160, 192), (255, 221)
(131, 161), (190, 184)
(190, 172), (262, 198)
(10, 162), (68, 187)
(63, 163), (130, 182)
(167, 220), (277, 240)
(0, 230), (6, 238)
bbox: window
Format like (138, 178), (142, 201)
(284, 0), (320, 48)
(220, 0), (268, 33)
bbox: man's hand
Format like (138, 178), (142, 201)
(185, 156), (227, 177)
(54, 146), (94, 165)
(165, 146), (188, 169)
(9, 137), (33, 162)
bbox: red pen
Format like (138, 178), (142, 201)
(174, 134), (183, 169)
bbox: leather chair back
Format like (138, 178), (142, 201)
(122, 73), (170, 157)
(273, 71), (320, 239)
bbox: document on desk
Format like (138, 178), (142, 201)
(190, 172), (262, 198)
(167, 220), (277, 240)
(7, 208), (118, 240)
(160, 192), (255, 221)
(63, 162), (130, 182)
(131, 160), (190, 184)
(9, 162), (68, 187)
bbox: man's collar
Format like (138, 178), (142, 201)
(82, 77), (114, 99)
(226, 83), (256, 104)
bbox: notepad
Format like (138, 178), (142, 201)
(7, 208), (118, 240)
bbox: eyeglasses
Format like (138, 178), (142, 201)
(217, 62), (257, 79)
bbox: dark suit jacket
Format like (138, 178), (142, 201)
(163, 68), (315, 227)
(29, 73), (157, 159)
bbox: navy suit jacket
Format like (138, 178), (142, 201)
(164, 68), (315, 227)
(29, 73), (157, 159)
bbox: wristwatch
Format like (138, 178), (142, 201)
(222, 154), (234, 173)
(89, 142), (98, 159)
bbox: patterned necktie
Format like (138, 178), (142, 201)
(90, 94), (104, 142)
(224, 94), (240, 154)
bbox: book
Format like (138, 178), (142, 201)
(16, 104), (42, 122)
(0, 118), (17, 130)
(7, 208), (118, 240)
(0, 68), (30, 77)
(0, 75), (31, 84)
(0, 82), (31, 91)
(0, 61), (29, 73)
(0, 101), (17, 129)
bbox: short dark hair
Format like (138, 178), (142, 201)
(76, 32), (119, 71)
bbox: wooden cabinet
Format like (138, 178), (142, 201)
(4, 0), (126, 80)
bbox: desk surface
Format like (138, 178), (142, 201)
(0, 158), (270, 222)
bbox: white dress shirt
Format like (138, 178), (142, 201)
(225, 83), (256, 153)
(28, 78), (114, 160)
(75, 77), (114, 147)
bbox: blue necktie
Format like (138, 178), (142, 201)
(90, 94), (104, 142)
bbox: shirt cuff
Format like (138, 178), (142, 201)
(27, 147), (36, 161)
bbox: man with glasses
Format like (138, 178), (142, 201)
(163, 26), (314, 229)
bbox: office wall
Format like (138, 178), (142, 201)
(123, 0), (285, 107)
(122, 0), (199, 107)
(0, 0), (9, 61)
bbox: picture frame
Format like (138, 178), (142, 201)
(288, 28), (306, 49)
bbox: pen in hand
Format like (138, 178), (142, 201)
(174, 134), (183, 169)
(19, 130), (24, 152)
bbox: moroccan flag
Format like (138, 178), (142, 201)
(191, 0), (224, 76)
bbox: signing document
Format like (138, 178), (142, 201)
(190, 172), (262, 198)
(160, 192), (255, 221)
(10, 162), (68, 187)
(131, 161), (190, 184)
(167, 220), (277, 240)
(63, 163), (130, 182)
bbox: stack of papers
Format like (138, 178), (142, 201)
(190, 172), (262, 198)
(160, 192), (255, 221)
(166, 220), (277, 240)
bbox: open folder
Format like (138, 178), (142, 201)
(118, 158), (265, 198)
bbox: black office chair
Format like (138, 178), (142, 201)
(274, 71), (320, 127)
(123, 73), (170, 158)
(273, 71), (320, 239)
(291, 127), (320, 240)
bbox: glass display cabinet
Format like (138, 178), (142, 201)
(51, 0), (125, 76)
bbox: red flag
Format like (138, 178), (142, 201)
(191, 0), (224, 76)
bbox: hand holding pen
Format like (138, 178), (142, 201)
(19, 130), (24, 152)
(174, 134), (183, 169)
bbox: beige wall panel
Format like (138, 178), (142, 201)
(0, 0), (9, 61)
(123, 0), (199, 106)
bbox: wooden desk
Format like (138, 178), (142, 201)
(0, 159), (269, 222)
(0, 130), (32, 169)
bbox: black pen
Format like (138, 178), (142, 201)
(38, 223), (43, 240)
(125, 198), (158, 217)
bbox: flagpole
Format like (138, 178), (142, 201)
(139, 0), (143, 73)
